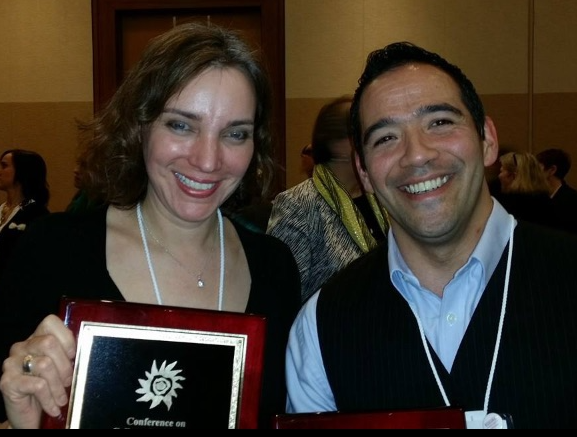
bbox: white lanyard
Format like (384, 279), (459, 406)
(136, 203), (225, 310)
(409, 216), (515, 414)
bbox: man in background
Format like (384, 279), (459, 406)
(536, 147), (577, 233)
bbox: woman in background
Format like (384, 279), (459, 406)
(0, 148), (50, 274)
(498, 151), (564, 230)
(267, 95), (389, 302)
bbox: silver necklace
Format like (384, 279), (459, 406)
(136, 203), (225, 309)
(140, 210), (216, 288)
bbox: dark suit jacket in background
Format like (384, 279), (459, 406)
(0, 201), (49, 275)
(551, 182), (577, 234)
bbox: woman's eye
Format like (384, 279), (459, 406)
(167, 120), (190, 132)
(227, 130), (251, 142)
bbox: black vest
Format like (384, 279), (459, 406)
(317, 221), (577, 429)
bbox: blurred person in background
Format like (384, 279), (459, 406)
(267, 95), (389, 302)
(498, 151), (565, 231)
(65, 157), (104, 214)
(0, 148), (50, 275)
(536, 147), (577, 234)
(300, 143), (314, 178)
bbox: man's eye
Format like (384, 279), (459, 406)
(373, 135), (394, 147)
(431, 119), (453, 127)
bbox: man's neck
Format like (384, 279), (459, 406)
(549, 179), (563, 198)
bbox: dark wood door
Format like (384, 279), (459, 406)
(91, 0), (286, 188)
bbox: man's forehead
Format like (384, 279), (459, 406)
(360, 66), (460, 114)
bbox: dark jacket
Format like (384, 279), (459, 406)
(497, 192), (565, 232)
(0, 200), (49, 275)
(551, 182), (577, 234)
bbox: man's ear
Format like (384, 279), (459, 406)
(355, 152), (374, 194)
(482, 116), (499, 167)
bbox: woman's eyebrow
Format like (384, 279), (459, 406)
(162, 108), (200, 121)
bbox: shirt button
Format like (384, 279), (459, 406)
(446, 312), (457, 325)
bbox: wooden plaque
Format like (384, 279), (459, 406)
(272, 407), (466, 429)
(41, 298), (266, 429)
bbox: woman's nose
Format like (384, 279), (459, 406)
(188, 136), (221, 173)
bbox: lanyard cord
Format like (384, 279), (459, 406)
(136, 203), (225, 310)
(409, 216), (515, 412)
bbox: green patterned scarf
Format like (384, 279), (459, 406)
(313, 164), (389, 253)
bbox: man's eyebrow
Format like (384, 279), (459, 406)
(415, 103), (463, 118)
(363, 117), (395, 145)
(362, 103), (463, 145)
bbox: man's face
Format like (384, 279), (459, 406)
(355, 63), (497, 245)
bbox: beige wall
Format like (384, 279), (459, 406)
(1, 0), (577, 210)
(0, 0), (92, 211)
(285, 0), (577, 189)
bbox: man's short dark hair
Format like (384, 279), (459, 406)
(536, 148), (571, 180)
(350, 41), (486, 170)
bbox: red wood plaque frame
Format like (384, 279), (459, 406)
(41, 298), (266, 429)
(272, 407), (466, 429)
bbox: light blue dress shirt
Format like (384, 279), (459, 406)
(286, 199), (515, 413)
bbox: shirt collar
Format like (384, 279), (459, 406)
(389, 197), (515, 288)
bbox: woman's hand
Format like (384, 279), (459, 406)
(0, 314), (76, 429)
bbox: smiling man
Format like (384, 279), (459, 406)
(285, 42), (577, 429)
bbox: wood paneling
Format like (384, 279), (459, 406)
(91, 0), (286, 190)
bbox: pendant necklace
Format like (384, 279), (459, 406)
(136, 202), (225, 309)
(140, 210), (216, 288)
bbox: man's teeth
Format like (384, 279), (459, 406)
(175, 172), (215, 190)
(404, 175), (449, 194)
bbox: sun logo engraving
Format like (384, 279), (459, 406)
(135, 360), (186, 411)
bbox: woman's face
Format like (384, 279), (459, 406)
(0, 153), (16, 192)
(498, 165), (515, 191)
(144, 67), (256, 223)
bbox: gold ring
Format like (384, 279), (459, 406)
(22, 354), (34, 375)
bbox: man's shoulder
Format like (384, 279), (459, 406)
(320, 244), (388, 294)
(516, 219), (577, 250)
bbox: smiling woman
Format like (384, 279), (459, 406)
(0, 22), (301, 429)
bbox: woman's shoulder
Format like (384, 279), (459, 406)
(233, 218), (294, 255)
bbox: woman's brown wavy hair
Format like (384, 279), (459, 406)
(77, 21), (276, 213)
